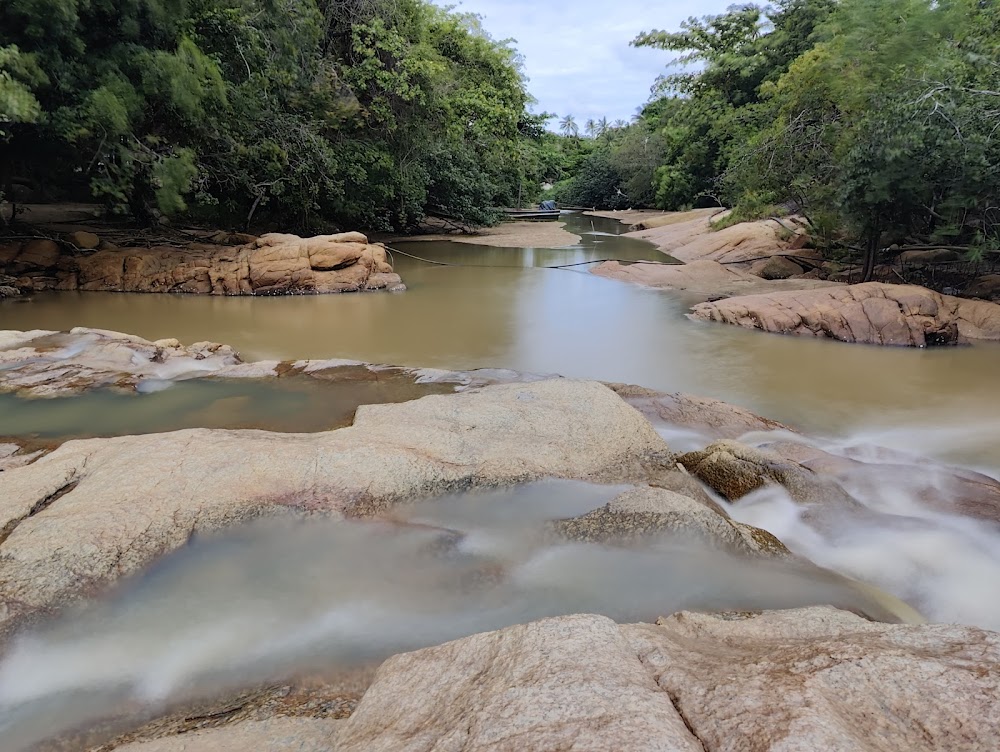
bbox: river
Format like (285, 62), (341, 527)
(3, 212), (999, 466)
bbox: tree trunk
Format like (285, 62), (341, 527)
(860, 231), (879, 283)
(0, 140), (14, 226)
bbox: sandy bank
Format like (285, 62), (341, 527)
(389, 220), (580, 249)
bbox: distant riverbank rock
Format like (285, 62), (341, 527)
(329, 609), (999, 752)
(966, 273), (1000, 301)
(593, 209), (812, 264)
(749, 254), (804, 279)
(690, 282), (1000, 345)
(592, 258), (840, 299)
(0, 231), (404, 295)
(0, 380), (675, 636)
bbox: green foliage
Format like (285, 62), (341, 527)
(0, 45), (46, 133)
(0, 0), (539, 229)
(552, 0), (999, 271)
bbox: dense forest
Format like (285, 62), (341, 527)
(551, 0), (1000, 279)
(0, 0), (569, 231)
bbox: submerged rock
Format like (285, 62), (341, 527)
(690, 281), (1000, 345)
(678, 439), (856, 506)
(552, 485), (788, 557)
(0, 231), (404, 295)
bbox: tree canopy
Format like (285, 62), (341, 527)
(0, 0), (549, 231)
(552, 0), (1000, 277)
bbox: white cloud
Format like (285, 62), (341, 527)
(434, 0), (731, 125)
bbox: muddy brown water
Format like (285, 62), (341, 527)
(1, 212), (999, 467)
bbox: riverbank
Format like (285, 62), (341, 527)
(587, 209), (1000, 345)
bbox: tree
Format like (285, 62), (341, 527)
(0, 0), (540, 231)
(559, 114), (579, 138)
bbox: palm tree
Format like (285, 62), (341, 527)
(559, 114), (579, 139)
(584, 118), (597, 138)
(613, 119), (628, 130)
(597, 116), (610, 137)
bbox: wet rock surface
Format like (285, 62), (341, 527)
(0, 328), (242, 397)
(691, 281), (1000, 345)
(0, 231), (404, 295)
(0, 379), (673, 636)
(551, 485), (788, 557)
(678, 439), (857, 506)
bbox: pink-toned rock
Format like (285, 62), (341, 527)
(331, 609), (1000, 752)
(691, 282), (1000, 346)
(592, 259), (839, 299)
(623, 212), (810, 264)
(606, 383), (789, 439)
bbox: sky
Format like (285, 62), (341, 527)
(435, 0), (731, 126)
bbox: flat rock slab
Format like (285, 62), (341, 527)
(0, 379), (671, 635)
(328, 609), (1000, 752)
(111, 717), (343, 752)
(691, 281), (1000, 345)
(615, 212), (806, 264)
(592, 259), (839, 299)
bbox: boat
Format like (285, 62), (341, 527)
(502, 208), (562, 221)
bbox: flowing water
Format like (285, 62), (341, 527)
(2, 212), (1000, 748)
(0, 481), (922, 750)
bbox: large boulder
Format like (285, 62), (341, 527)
(749, 254), (804, 279)
(13, 238), (60, 269)
(0, 379), (673, 635)
(690, 282), (1000, 345)
(330, 609), (1000, 752)
(66, 230), (100, 250)
(965, 273), (1000, 301)
(4, 232), (404, 296)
